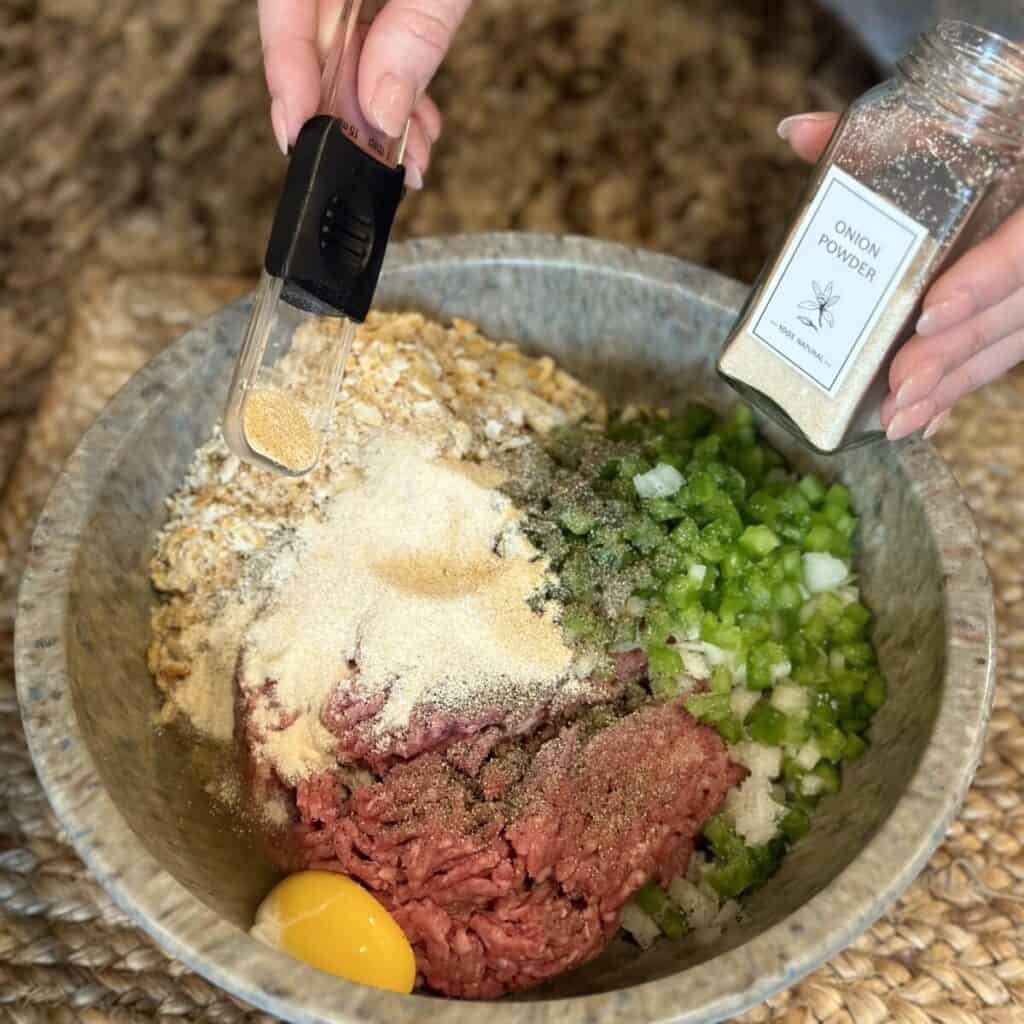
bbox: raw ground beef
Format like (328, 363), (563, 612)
(244, 694), (744, 999)
(315, 671), (623, 772)
(241, 650), (635, 774)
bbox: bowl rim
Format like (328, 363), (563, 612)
(14, 233), (995, 1024)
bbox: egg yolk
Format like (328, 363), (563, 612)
(251, 870), (416, 994)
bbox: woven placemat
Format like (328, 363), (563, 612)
(0, 270), (1021, 1023)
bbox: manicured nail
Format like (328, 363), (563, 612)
(777, 112), (835, 140)
(886, 399), (934, 441)
(404, 162), (423, 190)
(270, 97), (289, 156)
(880, 391), (898, 429)
(369, 73), (415, 138)
(893, 358), (944, 410)
(923, 409), (950, 440)
(917, 290), (973, 335)
(423, 112), (441, 143)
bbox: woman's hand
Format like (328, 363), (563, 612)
(258, 0), (472, 189)
(779, 111), (1024, 440)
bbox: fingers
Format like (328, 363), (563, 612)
(884, 328), (1024, 440)
(885, 355), (945, 411)
(889, 286), (1024, 391)
(259, 0), (322, 153)
(315, 0), (348, 52)
(776, 112), (839, 164)
(922, 409), (950, 439)
(882, 221), (1024, 438)
(413, 92), (442, 145)
(401, 95), (443, 188)
(403, 114), (429, 189)
(259, 0), (447, 186)
(935, 330), (1024, 408)
(358, 0), (471, 138)
(917, 207), (1024, 333)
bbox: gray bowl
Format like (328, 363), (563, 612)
(15, 234), (994, 1024)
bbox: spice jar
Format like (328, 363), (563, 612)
(717, 21), (1024, 454)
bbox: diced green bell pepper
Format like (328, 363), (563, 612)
(798, 474), (827, 506)
(747, 640), (790, 690)
(740, 524), (781, 558)
(634, 882), (688, 939)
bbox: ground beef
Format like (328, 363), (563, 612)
(610, 647), (649, 683)
(246, 699), (743, 999)
(243, 650), (643, 773)
(316, 679), (621, 772)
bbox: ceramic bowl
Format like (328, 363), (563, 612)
(15, 234), (994, 1024)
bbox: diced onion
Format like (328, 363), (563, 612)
(634, 463), (684, 499)
(800, 773), (826, 797)
(730, 740), (783, 779)
(668, 877), (719, 929)
(680, 649), (711, 679)
(693, 899), (743, 947)
(620, 902), (661, 950)
(770, 684), (809, 717)
(796, 739), (822, 771)
(697, 641), (735, 669)
(802, 552), (849, 594)
(724, 775), (785, 845)
(730, 688), (760, 721)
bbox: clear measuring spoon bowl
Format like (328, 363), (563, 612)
(222, 274), (356, 477)
(223, 0), (407, 478)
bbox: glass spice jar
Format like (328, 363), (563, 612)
(717, 20), (1024, 454)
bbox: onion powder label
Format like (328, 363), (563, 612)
(746, 165), (929, 395)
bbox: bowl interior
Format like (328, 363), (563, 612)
(21, 236), (989, 1022)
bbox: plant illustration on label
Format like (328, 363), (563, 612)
(797, 280), (840, 331)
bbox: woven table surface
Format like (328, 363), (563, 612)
(2, 1), (1022, 1021)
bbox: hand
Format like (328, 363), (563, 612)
(258, 0), (472, 189)
(778, 111), (1024, 440)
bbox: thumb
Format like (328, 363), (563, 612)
(358, 0), (471, 138)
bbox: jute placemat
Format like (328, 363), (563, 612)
(0, 270), (1021, 1023)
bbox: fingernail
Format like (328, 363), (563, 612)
(923, 409), (950, 440)
(880, 391), (898, 429)
(917, 290), (973, 335)
(270, 97), (289, 156)
(886, 399), (934, 441)
(893, 358), (944, 410)
(318, 7), (342, 52)
(369, 73), (415, 138)
(777, 112), (834, 140)
(404, 162), (423, 190)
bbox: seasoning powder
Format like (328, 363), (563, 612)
(242, 389), (319, 471)
(147, 312), (607, 778)
(240, 436), (576, 783)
